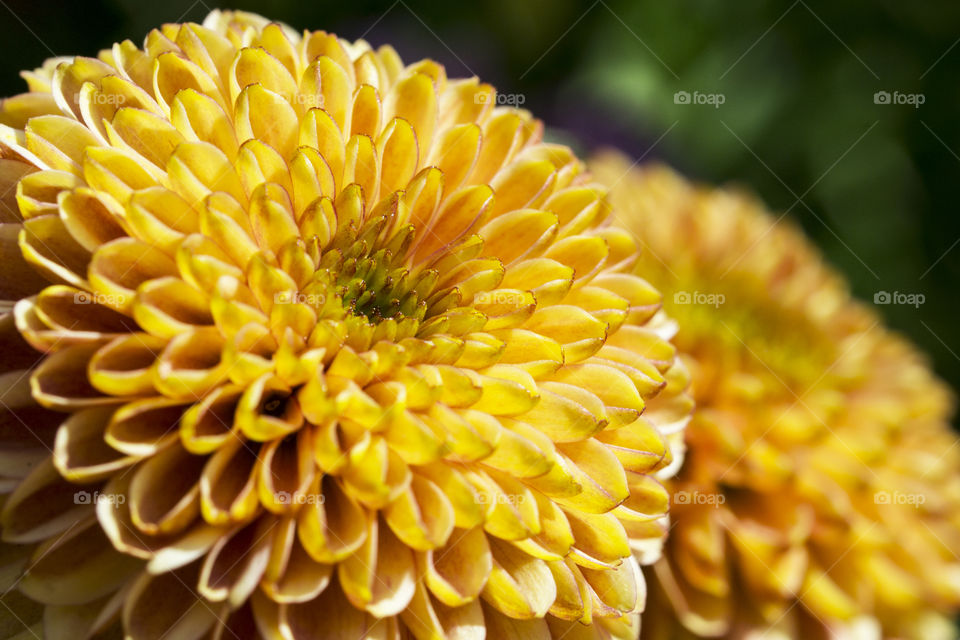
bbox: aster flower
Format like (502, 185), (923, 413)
(0, 11), (692, 639)
(590, 152), (960, 639)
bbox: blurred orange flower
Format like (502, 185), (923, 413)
(591, 152), (960, 640)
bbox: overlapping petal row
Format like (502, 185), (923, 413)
(0, 11), (692, 640)
(590, 152), (960, 640)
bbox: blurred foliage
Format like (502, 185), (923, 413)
(573, 1), (960, 402)
(1, 0), (958, 394)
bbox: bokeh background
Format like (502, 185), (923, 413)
(1, 0), (958, 397)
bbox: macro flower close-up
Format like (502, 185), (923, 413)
(0, 10), (693, 639)
(591, 153), (960, 639)
(2, 2), (960, 640)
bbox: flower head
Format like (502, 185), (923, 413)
(0, 12), (691, 639)
(590, 152), (960, 639)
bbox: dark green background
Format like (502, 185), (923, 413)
(2, 0), (959, 399)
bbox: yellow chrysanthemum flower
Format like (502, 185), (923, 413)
(0, 11), (692, 640)
(590, 151), (960, 640)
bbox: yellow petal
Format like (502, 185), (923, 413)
(57, 187), (125, 252)
(338, 515), (416, 617)
(421, 525), (492, 607)
(299, 107), (344, 189)
(198, 518), (274, 606)
(297, 476), (368, 563)
(104, 397), (187, 457)
(489, 159), (556, 218)
(313, 56), (352, 132)
(235, 84), (299, 160)
(470, 369), (539, 416)
(249, 182), (299, 255)
(31, 342), (117, 409)
(341, 435), (411, 509)
(153, 50), (224, 116)
(83, 146), (163, 205)
(168, 140), (246, 206)
(526, 305), (607, 364)
(125, 187), (199, 253)
(522, 382), (607, 443)
(349, 83), (381, 138)
(481, 538), (556, 619)
(262, 518), (334, 604)
(54, 406), (138, 482)
(235, 373), (302, 442)
(24, 115), (100, 175)
(88, 237), (178, 313)
(554, 440), (629, 515)
(415, 461), (485, 530)
(199, 437), (260, 526)
(105, 107), (184, 170)
(129, 443), (203, 536)
(342, 133), (379, 205)
(230, 46), (298, 106)
(169, 88), (239, 158)
(88, 333), (166, 396)
(384, 474), (455, 551)
(153, 327), (228, 398)
(480, 209), (556, 266)
(549, 363), (644, 425)
(430, 123), (481, 192)
(377, 117), (419, 198)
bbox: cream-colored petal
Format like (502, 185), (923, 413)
(198, 517), (274, 606)
(128, 443), (203, 536)
(54, 406), (138, 482)
(199, 436), (261, 526)
(104, 396), (188, 457)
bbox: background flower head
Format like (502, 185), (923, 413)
(590, 151), (960, 640)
